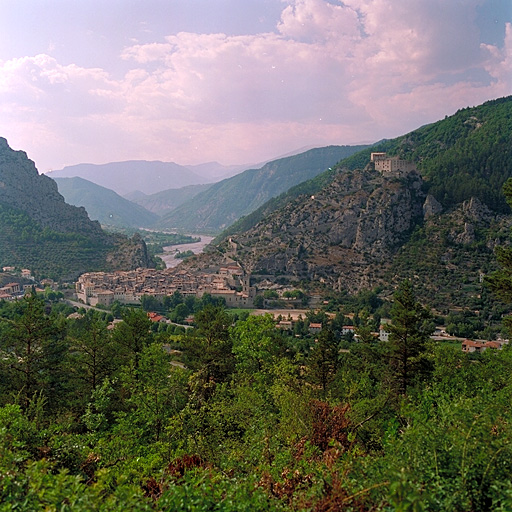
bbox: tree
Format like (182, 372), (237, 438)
(140, 294), (162, 312)
(182, 305), (234, 403)
(111, 308), (153, 373)
(171, 303), (189, 323)
(0, 293), (67, 409)
(253, 295), (264, 308)
(194, 305), (231, 348)
(232, 314), (277, 376)
(307, 328), (339, 397)
(117, 343), (188, 442)
(387, 281), (433, 396)
(68, 311), (117, 394)
(486, 178), (512, 335)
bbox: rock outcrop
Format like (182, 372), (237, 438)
(222, 168), (427, 292)
(201, 164), (510, 306)
(423, 194), (443, 219)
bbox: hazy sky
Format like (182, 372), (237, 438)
(0, 0), (511, 172)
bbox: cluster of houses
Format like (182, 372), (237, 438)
(461, 338), (508, 353)
(0, 281), (23, 301)
(277, 315), (509, 352)
(0, 267), (36, 301)
(75, 265), (257, 308)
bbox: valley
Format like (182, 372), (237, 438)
(1, 95), (512, 511)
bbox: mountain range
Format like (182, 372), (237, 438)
(3, 94), (511, 307)
(126, 184), (213, 216)
(47, 160), (209, 196)
(156, 145), (370, 233)
(49, 145), (369, 233)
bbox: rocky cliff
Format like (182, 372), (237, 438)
(0, 138), (152, 279)
(220, 168), (425, 292)
(204, 165), (509, 309)
(0, 138), (106, 237)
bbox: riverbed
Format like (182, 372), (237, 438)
(158, 235), (214, 268)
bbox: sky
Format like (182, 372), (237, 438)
(0, 0), (511, 173)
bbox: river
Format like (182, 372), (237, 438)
(158, 235), (214, 268)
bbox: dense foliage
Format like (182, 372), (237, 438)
(1, 287), (511, 510)
(0, 203), (113, 280)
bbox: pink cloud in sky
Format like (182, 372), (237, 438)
(0, 0), (510, 172)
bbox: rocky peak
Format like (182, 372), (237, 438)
(0, 138), (105, 237)
(462, 197), (493, 223)
(423, 194), (443, 219)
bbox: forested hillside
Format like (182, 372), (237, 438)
(345, 96), (512, 212)
(1, 282), (512, 510)
(222, 96), (512, 239)
(0, 138), (154, 279)
(54, 177), (159, 228)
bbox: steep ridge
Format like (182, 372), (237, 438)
(221, 96), (512, 240)
(0, 139), (105, 237)
(0, 138), (153, 279)
(157, 145), (370, 233)
(54, 177), (159, 228)
(219, 168), (427, 292)
(206, 166), (510, 310)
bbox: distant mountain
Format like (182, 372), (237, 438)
(127, 183), (213, 216)
(53, 177), (159, 228)
(47, 161), (210, 196)
(157, 145), (371, 233)
(191, 96), (512, 310)
(0, 138), (153, 280)
(184, 162), (251, 181)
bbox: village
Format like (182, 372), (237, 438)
(1, 258), (509, 355)
(75, 264), (257, 308)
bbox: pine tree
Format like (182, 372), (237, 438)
(308, 328), (339, 397)
(387, 281), (433, 396)
(0, 292), (66, 409)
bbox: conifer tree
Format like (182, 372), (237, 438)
(387, 280), (433, 396)
(0, 292), (66, 408)
(308, 328), (339, 397)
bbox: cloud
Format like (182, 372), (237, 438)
(0, 54), (119, 117)
(0, 0), (509, 172)
(481, 22), (512, 93)
(277, 0), (361, 43)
